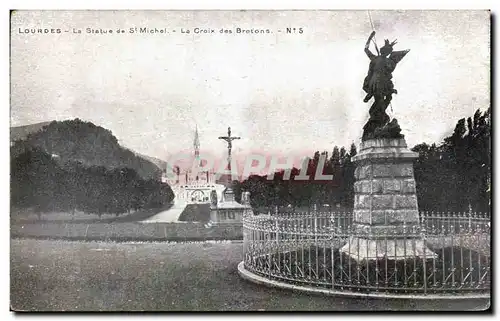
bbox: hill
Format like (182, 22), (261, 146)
(11, 119), (162, 180)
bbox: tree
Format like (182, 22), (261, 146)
(339, 143), (357, 208)
(413, 108), (491, 213)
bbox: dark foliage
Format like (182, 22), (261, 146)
(233, 143), (358, 211)
(11, 148), (174, 217)
(412, 108), (491, 212)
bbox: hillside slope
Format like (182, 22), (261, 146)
(10, 121), (52, 142)
(131, 151), (167, 172)
(11, 119), (162, 180)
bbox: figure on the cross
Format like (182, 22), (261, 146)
(218, 127), (241, 161)
(361, 31), (410, 140)
(218, 126), (241, 190)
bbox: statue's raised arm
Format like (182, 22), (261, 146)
(364, 31), (377, 60)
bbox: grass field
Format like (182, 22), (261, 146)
(10, 239), (490, 311)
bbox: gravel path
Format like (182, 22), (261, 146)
(141, 200), (187, 223)
(10, 239), (490, 311)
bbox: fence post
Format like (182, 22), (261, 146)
(314, 214), (318, 279)
(422, 219), (427, 295)
(276, 217), (280, 275)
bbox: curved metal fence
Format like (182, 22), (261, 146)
(242, 211), (490, 296)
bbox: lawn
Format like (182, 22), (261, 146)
(10, 239), (490, 311)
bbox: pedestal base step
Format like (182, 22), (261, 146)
(340, 236), (437, 261)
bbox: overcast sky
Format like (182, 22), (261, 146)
(10, 10), (490, 162)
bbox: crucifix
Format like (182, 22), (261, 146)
(218, 126), (241, 187)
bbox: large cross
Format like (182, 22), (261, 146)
(218, 127), (240, 187)
(218, 127), (240, 171)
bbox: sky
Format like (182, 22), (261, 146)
(10, 10), (490, 163)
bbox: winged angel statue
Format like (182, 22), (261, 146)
(362, 31), (410, 140)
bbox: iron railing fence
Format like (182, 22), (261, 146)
(242, 211), (490, 296)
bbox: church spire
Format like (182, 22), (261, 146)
(194, 124), (200, 159)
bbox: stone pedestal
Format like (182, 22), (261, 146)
(340, 138), (436, 261)
(209, 190), (253, 225)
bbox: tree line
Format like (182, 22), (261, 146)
(11, 148), (174, 218)
(232, 143), (358, 211)
(232, 108), (491, 214)
(10, 108), (490, 216)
